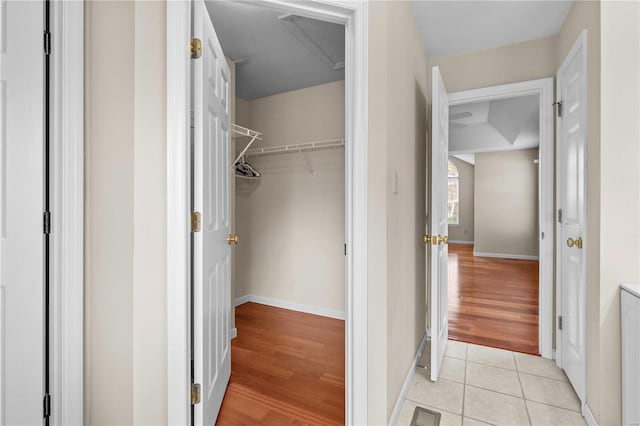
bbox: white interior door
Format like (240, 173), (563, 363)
(429, 66), (450, 382)
(557, 32), (587, 402)
(193, 1), (232, 424)
(1, 1), (46, 424)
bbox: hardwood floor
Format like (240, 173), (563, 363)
(448, 243), (539, 355)
(217, 302), (345, 425)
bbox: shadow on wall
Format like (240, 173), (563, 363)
(414, 79), (428, 343)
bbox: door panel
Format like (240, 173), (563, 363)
(557, 33), (586, 402)
(193, 1), (232, 424)
(1, 1), (45, 424)
(429, 66), (449, 382)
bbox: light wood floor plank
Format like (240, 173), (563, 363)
(448, 244), (539, 355)
(217, 302), (345, 425)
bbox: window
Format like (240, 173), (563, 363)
(448, 160), (459, 224)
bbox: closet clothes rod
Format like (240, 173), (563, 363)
(244, 138), (345, 157)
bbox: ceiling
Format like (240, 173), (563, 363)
(449, 94), (539, 154)
(410, 1), (572, 58)
(206, 1), (345, 100)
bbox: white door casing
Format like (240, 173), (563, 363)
(556, 30), (587, 403)
(429, 66), (449, 382)
(193, 1), (232, 423)
(167, 2), (370, 424)
(1, 1), (45, 424)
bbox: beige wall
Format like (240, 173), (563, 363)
(431, 36), (557, 93)
(234, 81), (345, 314)
(596, 2), (640, 425)
(367, 2), (390, 422)
(448, 157), (474, 242)
(85, 1), (167, 424)
(132, 2), (167, 424)
(368, 1), (430, 422)
(474, 149), (539, 258)
(84, 2), (134, 423)
(556, 0), (602, 420)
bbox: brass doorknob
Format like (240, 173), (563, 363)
(424, 235), (439, 245)
(437, 235), (449, 245)
(567, 237), (582, 249)
(227, 234), (239, 245)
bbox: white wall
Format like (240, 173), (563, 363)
(234, 81), (345, 314)
(448, 157), (474, 242)
(474, 149), (539, 258)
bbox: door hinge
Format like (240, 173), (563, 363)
(43, 211), (51, 234)
(554, 101), (563, 117)
(558, 208), (563, 223)
(44, 31), (51, 56)
(191, 212), (201, 233)
(190, 38), (202, 59)
(344, 243), (347, 256)
(190, 383), (201, 405)
(558, 316), (563, 331)
(43, 393), (51, 418)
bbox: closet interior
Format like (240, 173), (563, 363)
(208, 1), (347, 423)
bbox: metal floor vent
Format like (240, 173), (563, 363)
(410, 407), (441, 426)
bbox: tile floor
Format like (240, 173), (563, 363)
(398, 340), (586, 426)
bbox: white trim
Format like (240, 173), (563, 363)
(583, 402), (598, 426)
(555, 30), (588, 403)
(388, 334), (429, 426)
(230, 328), (237, 340)
(449, 77), (554, 359)
(448, 240), (474, 245)
(167, 1), (368, 425)
(50, 2), (84, 425)
(234, 295), (250, 306)
(166, 1), (192, 424)
(473, 251), (539, 261)
(234, 295), (346, 320)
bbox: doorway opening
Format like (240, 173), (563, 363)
(436, 79), (554, 358)
(447, 92), (542, 354)
(208, 1), (346, 423)
(446, 82), (554, 357)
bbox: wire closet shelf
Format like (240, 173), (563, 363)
(244, 138), (345, 157)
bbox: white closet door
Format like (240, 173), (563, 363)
(557, 32), (587, 403)
(429, 66), (450, 382)
(1, 1), (46, 424)
(193, 0), (232, 424)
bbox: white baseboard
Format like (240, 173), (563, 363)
(582, 402), (598, 426)
(448, 240), (474, 245)
(388, 333), (429, 426)
(473, 250), (539, 261)
(234, 294), (345, 320)
(234, 295), (250, 306)
(230, 327), (237, 339)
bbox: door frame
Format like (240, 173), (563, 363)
(555, 29), (588, 402)
(448, 78), (555, 359)
(166, 1), (369, 424)
(47, 1), (85, 424)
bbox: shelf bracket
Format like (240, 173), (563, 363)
(297, 147), (314, 175)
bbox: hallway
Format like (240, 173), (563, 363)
(448, 244), (539, 354)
